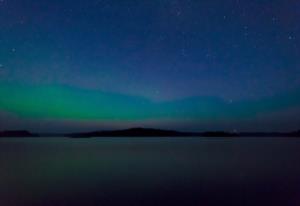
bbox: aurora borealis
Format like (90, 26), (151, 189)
(0, 0), (299, 132)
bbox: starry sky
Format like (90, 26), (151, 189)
(0, 0), (299, 132)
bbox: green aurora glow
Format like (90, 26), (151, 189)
(1, 83), (300, 125)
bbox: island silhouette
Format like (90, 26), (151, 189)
(1, 128), (299, 138)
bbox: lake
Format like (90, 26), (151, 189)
(0, 137), (300, 206)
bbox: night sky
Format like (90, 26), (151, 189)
(0, 0), (299, 132)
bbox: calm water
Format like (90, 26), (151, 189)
(1, 137), (300, 206)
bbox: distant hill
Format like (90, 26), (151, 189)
(0, 128), (299, 138)
(240, 131), (300, 137)
(67, 128), (240, 138)
(0, 130), (39, 137)
(287, 130), (300, 137)
(67, 128), (300, 138)
(67, 128), (197, 138)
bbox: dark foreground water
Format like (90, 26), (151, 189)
(1, 137), (300, 206)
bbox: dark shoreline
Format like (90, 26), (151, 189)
(1, 128), (300, 138)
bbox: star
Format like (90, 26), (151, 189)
(272, 17), (277, 22)
(181, 48), (187, 57)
